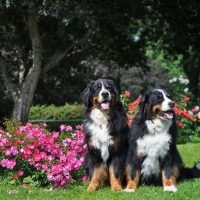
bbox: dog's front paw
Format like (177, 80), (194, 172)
(164, 185), (177, 192)
(123, 188), (135, 192)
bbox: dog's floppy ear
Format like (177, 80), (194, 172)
(80, 82), (94, 106)
(138, 91), (150, 114)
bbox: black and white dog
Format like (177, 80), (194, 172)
(81, 78), (129, 192)
(125, 89), (200, 192)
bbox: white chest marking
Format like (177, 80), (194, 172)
(137, 119), (172, 178)
(87, 108), (113, 163)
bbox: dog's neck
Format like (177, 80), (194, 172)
(145, 118), (172, 135)
(90, 108), (110, 125)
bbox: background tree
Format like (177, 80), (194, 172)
(0, 0), (146, 123)
(1, 0), (200, 122)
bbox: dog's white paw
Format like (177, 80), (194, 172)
(123, 188), (135, 192)
(164, 185), (177, 192)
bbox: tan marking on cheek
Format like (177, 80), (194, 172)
(85, 163), (108, 192)
(125, 165), (141, 190)
(92, 96), (99, 109)
(109, 165), (122, 191)
(150, 104), (162, 119)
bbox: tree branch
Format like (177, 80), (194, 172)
(42, 28), (92, 74)
(0, 54), (19, 101)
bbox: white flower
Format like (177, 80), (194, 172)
(198, 112), (200, 119)
(173, 78), (177, 82)
(184, 88), (189, 93)
(195, 106), (199, 111)
(169, 79), (173, 83)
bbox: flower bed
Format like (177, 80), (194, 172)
(0, 120), (86, 188)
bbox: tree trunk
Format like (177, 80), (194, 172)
(1, 5), (42, 124)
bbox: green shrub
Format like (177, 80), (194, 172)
(29, 103), (84, 120)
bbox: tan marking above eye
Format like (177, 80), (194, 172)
(159, 94), (163, 98)
(97, 83), (101, 88)
(166, 94), (170, 97)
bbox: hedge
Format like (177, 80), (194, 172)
(29, 103), (84, 120)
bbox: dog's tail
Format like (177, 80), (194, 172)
(180, 163), (200, 179)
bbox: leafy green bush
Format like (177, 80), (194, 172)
(29, 103), (84, 120)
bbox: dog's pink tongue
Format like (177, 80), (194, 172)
(165, 112), (173, 119)
(101, 102), (110, 110)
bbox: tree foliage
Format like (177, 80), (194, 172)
(1, 0), (200, 121)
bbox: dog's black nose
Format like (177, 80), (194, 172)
(168, 101), (175, 108)
(102, 91), (109, 98)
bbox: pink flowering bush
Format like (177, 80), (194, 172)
(0, 120), (87, 188)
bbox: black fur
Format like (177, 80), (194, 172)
(125, 89), (200, 192)
(81, 78), (129, 192)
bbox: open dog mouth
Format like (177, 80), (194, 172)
(100, 101), (110, 110)
(156, 110), (174, 120)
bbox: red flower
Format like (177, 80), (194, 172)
(184, 96), (190, 102)
(129, 104), (135, 111)
(122, 91), (130, 98)
(185, 113), (191, 119)
(191, 108), (196, 113)
(192, 118), (197, 122)
(12, 175), (18, 180)
(177, 121), (183, 127)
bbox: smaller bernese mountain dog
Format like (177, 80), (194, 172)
(125, 89), (200, 192)
(81, 78), (129, 192)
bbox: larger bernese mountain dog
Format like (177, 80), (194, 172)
(81, 78), (129, 192)
(125, 89), (200, 192)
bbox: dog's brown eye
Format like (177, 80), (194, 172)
(105, 84), (110, 88)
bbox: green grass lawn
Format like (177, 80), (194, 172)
(1, 142), (200, 200)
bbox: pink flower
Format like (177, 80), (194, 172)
(60, 125), (65, 131)
(1, 159), (16, 169)
(40, 152), (47, 161)
(47, 173), (54, 181)
(42, 164), (50, 172)
(10, 146), (18, 156)
(17, 170), (24, 176)
(5, 149), (12, 156)
(53, 132), (59, 139)
(75, 125), (82, 130)
(22, 183), (30, 188)
(20, 147), (32, 159)
(33, 153), (41, 162)
(52, 164), (63, 174)
(66, 126), (73, 132)
(82, 175), (88, 182)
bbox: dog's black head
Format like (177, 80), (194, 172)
(80, 78), (119, 110)
(139, 89), (175, 120)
